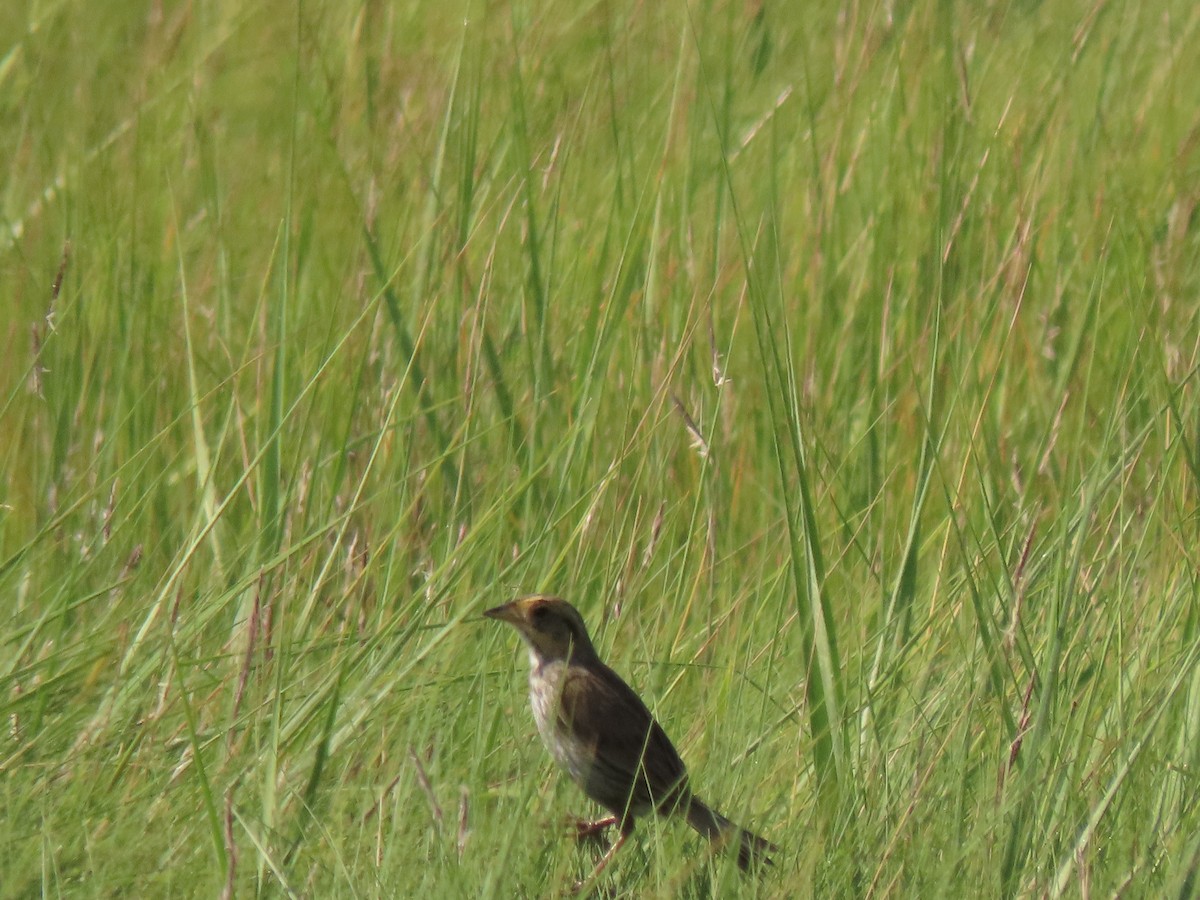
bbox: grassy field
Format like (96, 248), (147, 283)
(4, 0), (1200, 896)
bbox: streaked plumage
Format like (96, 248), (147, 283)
(485, 595), (774, 885)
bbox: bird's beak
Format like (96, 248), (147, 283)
(483, 601), (523, 625)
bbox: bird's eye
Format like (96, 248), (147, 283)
(531, 605), (550, 627)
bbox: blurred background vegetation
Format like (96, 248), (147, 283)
(3, 0), (1200, 895)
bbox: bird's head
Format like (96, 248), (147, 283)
(484, 595), (598, 664)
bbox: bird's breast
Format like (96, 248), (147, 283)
(528, 661), (592, 785)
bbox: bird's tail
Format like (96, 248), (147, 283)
(684, 797), (776, 871)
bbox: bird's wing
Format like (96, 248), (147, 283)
(558, 660), (689, 813)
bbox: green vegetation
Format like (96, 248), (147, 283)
(4, 1), (1200, 896)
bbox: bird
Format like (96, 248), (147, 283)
(484, 595), (775, 887)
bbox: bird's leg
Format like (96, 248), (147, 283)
(568, 815), (618, 840)
(570, 823), (632, 895)
(589, 828), (629, 879)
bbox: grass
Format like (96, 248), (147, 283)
(4, 0), (1200, 896)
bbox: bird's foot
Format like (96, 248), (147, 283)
(566, 815), (618, 843)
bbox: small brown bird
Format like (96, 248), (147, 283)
(485, 595), (775, 886)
